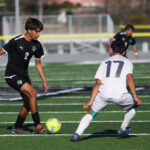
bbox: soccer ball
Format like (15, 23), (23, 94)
(46, 118), (61, 134)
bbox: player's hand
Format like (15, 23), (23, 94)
(134, 96), (142, 106)
(135, 53), (139, 59)
(83, 102), (92, 110)
(44, 82), (48, 94)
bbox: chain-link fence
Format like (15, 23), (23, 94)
(2, 14), (114, 35)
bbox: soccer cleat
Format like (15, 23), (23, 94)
(118, 127), (132, 136)
(35, 124), (46, 133)
(71, 133), (80, 142)
(11, 126), (31, 134)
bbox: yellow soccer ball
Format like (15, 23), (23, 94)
(46, 118), (61, 134)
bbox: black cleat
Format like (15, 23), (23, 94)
(71, 133), (80, 142)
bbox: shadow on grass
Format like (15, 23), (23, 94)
(6, 123), (35, 133)
(79, 130), (136, 141)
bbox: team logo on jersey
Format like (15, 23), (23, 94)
(19, 46), (24, 50)
(130, 39), (132, 43)
(125, 42), (128, 47)
(32, 46), (36, 52)
(17, 80), (22, 85)
(122, 38), (125, 41)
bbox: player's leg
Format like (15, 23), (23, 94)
(12, 94), (32, 133)
(5, 76), (32, 133)
(20, 82), (45, 133)
(71, 93), (108, 141)
(13, 94), (30, 128)
(119, 106), (138, 134)
(118, 93), (138, 136)
(76, 109), (95, 135)
(71, 109), (95, 141)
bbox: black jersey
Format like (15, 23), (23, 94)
(113, 32), (136, 51)
(3, 35), (44, 77)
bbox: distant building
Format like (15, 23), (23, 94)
(46, 0), (105, 7)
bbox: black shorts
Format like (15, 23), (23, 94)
(5, 75), (31, 97)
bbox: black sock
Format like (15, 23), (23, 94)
(32, 112), (40, 126)
(14, 115), (26, 128)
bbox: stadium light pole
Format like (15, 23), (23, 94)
(38, 0), (43, 21)
(15, 0), (20, 34)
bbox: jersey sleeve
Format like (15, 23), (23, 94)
(95, 63), (103, 80)
(2, 40), (14, 54)
(131, 37), (136, 46)
(113, 32), (121, 41)
(126, 60), (133, 74)
(34, 42), (45, 59)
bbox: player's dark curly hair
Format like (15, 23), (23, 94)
(125, 24), (134, 31)
(111, 40), (125, 54)
(25, 17), (43, 31)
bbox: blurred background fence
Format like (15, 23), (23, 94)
(0, 14), (150, 63)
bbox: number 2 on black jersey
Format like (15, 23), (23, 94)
(105, 61), (124, 77)
(24, 52), (29, 60)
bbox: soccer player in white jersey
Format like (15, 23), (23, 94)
(71, 40), (142, 141)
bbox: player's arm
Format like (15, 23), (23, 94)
(83, 79), (101, 110)
(109, 32), (120, 56)
(0, 49), (5, 56)
(35, 59), (48, 94)
(127, 74), (142, 106)
(132, 45), (139, 59)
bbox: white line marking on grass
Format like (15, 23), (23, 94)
(0, 103), (84, 106)
(0, 95), (149, 102)
(38, 88), (84, 97)
(1, 102), (150, 106)
(0, 133), (150, 137)
(33, 78), (92, 81)
(0, 120), (150, 125)
(134, 77), (150, 79)
(0, 88), (84, 101)
(139, 95), (150, 98)
(0, 110), (150, 115)
(74, 81), (95, 84)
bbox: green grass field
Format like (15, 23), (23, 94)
(0, 62), (150, 150)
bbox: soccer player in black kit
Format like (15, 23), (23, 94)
(0, 17), (48, 133)
(109, 24), (139, 59)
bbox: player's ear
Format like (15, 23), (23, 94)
(121, 51), (125, 56)
(27, 29), (31, 34)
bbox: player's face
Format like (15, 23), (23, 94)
(28, 28), (41, 40)
(126, 28), (133, 36)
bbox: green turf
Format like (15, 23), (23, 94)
(0, 62), (150, 150)
(0, 136), (150, 150)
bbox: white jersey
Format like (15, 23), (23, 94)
(95, 55), (133, 99)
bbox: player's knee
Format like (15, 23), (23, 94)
(29, 88), (37, 98)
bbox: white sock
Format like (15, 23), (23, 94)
(75, 114), (93, 136)
(121, 108), (137, 131)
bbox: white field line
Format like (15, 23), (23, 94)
(40, 95), (150, 98)
(0, 88), (84, 101)
(74, 81), (95, 84)
(1, 102), (150, 106)
(0, 110), (150, 115)
(0, 103), (84, 106)
(38, 88), (84, 97)
(0, 133), (150, 137)
(0, 95), (149, 102)
(32, 76), (150, 81)
(0, 120), (150, 125)
(32, 78), (92, 81)
(40, 95), (149, 98)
